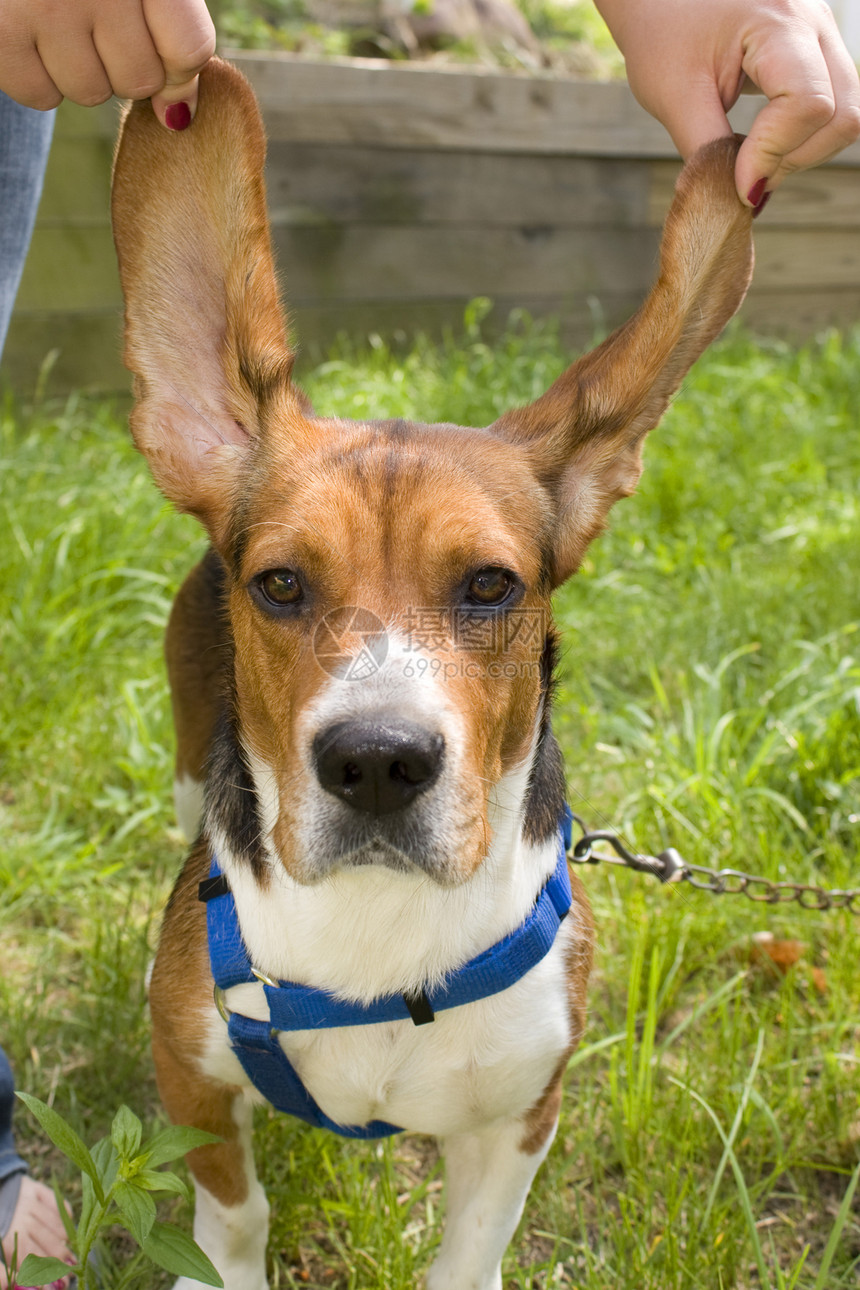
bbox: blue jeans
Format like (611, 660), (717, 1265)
(0, 86), (54, 1227)
(0, 87), (53, 1229)
(0, 1045), (26, 1184)
(0, 90), (55, 358)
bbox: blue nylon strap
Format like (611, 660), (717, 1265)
(226, 1013), (402, 1137)
(561, 801), (573, 852)
(205, 807), (573, 1137)
(207, 881), (257, 990)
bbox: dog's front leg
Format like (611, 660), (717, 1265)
(178, 1099), (269, 1290)
(427, 1094), (560, 1290)
(152, 1035), (270, 1290)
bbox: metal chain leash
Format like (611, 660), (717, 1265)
(568, 813), (860, 915)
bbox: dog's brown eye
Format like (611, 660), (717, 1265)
(258, 569), (303, 607)
(466, 567), (514, 607)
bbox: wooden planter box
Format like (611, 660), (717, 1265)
(4, 50), (860, 394)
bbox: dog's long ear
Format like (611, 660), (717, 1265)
(112, 57), (292, 546)
(492, 136), (754, 585)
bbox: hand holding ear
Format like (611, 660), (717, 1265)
(0, 0), (215, 128)
(595, 0), (860, 208)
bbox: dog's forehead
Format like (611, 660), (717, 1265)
(235, 414), (553, 581)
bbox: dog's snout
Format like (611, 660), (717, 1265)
(313, 717), (444, 816)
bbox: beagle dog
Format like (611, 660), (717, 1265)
(111, 57), (752, 1290)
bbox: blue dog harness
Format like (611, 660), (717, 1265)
(200, 808), (574, 1139)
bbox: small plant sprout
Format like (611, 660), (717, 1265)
(12, 1095), (223, 1290)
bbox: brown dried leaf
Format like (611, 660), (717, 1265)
(749, 931), (806, 973)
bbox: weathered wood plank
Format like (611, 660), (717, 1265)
(289, 290), (646, 358)
(266, 144), (651, 227)
(33, 59), (860, 171)
(0, 292), (640, 394)
(273, 223), (860, 303)
(292, 289), (860, 353)
(231, 51), (670, 155)
(649, 159), (860, 227)
(7, 56), (860, 396)
(0, 310), (127, 395)
(37, 136), (115, 224)
(740, 288), (860, 335)
(272, 224), (661, 302)
(6, 285), (860, 398)
(229, 51), (860, 165)
(751, 228), (860, 288)
(15, 226), (121, 313)
(50, 97), (119, 141)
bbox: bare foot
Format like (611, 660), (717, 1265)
(0, 1175), (73, 1289)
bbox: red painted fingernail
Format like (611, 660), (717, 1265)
(747, 177), (768, 207)
(752, 190), (772, 219)
(164, 101), (191, 131)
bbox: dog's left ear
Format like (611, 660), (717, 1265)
(492, 136), (754, 586)
(112, 57), (293, 547)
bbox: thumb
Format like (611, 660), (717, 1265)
(733, 95), (807, 201)
(152, 75), (203, 131)
(651, 78), (734, 161)
(145, 0), (216, 130)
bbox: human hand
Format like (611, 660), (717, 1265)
(595, 0), (860, 209)
(0, 0), (216, 129)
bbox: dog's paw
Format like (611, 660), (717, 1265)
(426, 1263), (502, 1290)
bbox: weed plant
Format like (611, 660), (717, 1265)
(1, 314), (858, 1288)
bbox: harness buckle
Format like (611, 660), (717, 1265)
(199, 873), (231, 903)
(213, 984), (232, 1024)
(402, 989), (435, 1026)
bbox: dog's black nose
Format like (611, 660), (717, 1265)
(313, 717), (444, 815)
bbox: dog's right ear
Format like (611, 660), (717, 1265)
(112, 58), (293, 547)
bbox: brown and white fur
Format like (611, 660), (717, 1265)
(111, 58), (753, 1290)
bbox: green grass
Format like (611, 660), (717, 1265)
(1, 315), (859, 1288)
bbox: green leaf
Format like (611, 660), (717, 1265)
(15, 1092), (103, 1199)
(142, 1124), (222, 1169)
(141, 1221), (224, 1286)
(813, 1158), (860, 1290)
(92, 1134), (119, 1192)
(52, 1176), (77, 1245)
(16, 1253), (77, 1286)
(79, 1169), (98, 1248)
(111, 1105), (143, 1160)
(114, 1181), (157, 1246)
(133, 1167), (190, 1200)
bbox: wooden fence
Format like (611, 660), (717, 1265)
(4, 50), (860, 394)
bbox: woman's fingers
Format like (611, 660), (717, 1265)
(0, 0), (215, 127)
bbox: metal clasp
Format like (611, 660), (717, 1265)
(569, 820), (688, 885)
(656, 847), (687, 884)
(213, 984), (232, 1024)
